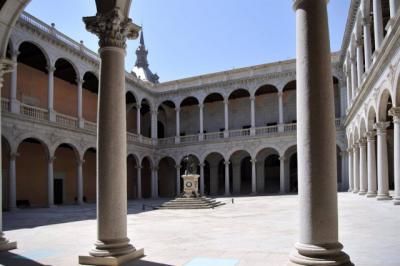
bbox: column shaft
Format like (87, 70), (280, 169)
(175, 108), (180, 143)
(390, 0), (399, 18)
(224, 99), (229, 137)
(224, 161), (230, 196)
(152, 168), (158, 198)
(348, 148), (354, 192)
(373, 0), (384, 49)
(77, 79), (83, 127)
(353, 144), (360, 193)
(137, 105), (141, 135)
(356, 40), (364, 86)
(251, 159), (256, 194)
(366, 132), (377, 197)
(151, 110), (158, 140)
(77, 160), (84, 204)
(137, 167), (142, 199)
(10, 53), (19, 114)
(48, 157), (54, 206)
(47, 66), (55, 121)
(280, 157), (286, 193)
(345, 70), (351, 108)
(290, 1), (351, 264)
(199, 104), (204, 140)
(389, 108), (400, 204)
(350, 56), (357, 98)
(374, 122), (391, 200)
(250, 96), (256, 135)
(176, 166), (181, 196)
(200, 163), (205, 195)
(359, 139), (368, 195)
(363, 19), (372, 70)
(9, 154), (17, 210)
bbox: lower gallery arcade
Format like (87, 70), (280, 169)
(1, 135), (349, 209)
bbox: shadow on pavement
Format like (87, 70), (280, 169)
(0, 251), (50, 266)
(123, 259), (174, 266)
(4, 199), (170, 231)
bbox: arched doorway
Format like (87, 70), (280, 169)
(256, 147), (280, 194)
(141, 157), (152, 198)
(83, 148), (96, 203)
(126, 92), (138, 134)
(54, 58), (78, 117)
(228, 89), (251, 131)
(127, 154), (138, 200)
(282, 80), (297, 124)
(204, 152), (225, 196)
(229, 150), (251, 195)
(255, 85), (279, 127)
(158, 157), (176, 197)
(180, 97), (200, 136)
(158, 100), (176, 139)
(82, 72), (99, 123)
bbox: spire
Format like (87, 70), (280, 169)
(132, 28), (160, 84)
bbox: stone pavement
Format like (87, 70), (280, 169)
(0, 193), (399, 266)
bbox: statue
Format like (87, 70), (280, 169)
(183, 155), (197, 175)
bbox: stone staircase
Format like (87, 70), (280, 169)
(157, 197), (225, 210)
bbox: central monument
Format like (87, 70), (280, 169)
(159, 155), (224, 209)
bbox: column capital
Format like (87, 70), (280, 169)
(356, 38), (363, 47)
(198, 103), (204, 109)
(48, 156), (56, 163)
(374, 121), (391, 133)
(77, 158), (85, 165)
(389, 107), (400, 123)
(350, 56), (356, 64)
(250, 158), (257, 164)
(0, 59), (15, 76)
(10, 152), (19, 160)
(135, 166), (142, 170)
(359, 137), (367, 147)
(249, 96), (256, 101)
(347, 147), (353, 153)
(366, 131), (376, 141)
(46, 65), (56, 73)
(279, 156), (286, 161)
(83, 8), (140, 49)
(199, 163), (205, 168)
(152, 166), (159, 171)
(175, 165), (181, 170)
(278, 91), (284, 97)
(223, 98), (229, 105)
(224, 160), (230, 166)
(76, 78), (84, 86)
(353, 143), (359, 149)
(175, 107), (180, 112)
(151, 109), (158, 116)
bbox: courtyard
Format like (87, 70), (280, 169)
(0, 193), (398, 266)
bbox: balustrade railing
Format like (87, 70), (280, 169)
(158, 137), (175, 145)
(204, 131), (224, 141)
(56, 113), (78, 128)
(1, 98), (10, 112)
(142, 136), (153, 145)
(19, 12), (99, 62)
(180, 134), (199, 143)
(255, 125), (279, 136)
(127, 132), (140, 142)
(284, 123), (297, 132)
(84, 120), (97, 132)
(229, 128), (251, 138)
(20, 103), (48, 121)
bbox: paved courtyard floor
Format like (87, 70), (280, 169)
(0, 193), (399, 266)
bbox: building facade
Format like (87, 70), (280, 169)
(3, 0), (399, 210)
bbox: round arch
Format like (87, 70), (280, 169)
(255, 147), (280, 194)
(158, 156), (176, 198)
(204, 152), (225, 196)
(229, 150), (252, 195)
(83, 147), (96, 203)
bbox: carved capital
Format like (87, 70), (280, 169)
(374, 122), (391, 134)
(0, 59), (15, 76)
(366, 131), (376, 141)
(83, 8), (140, 49)
(359, 137), (367, 147)
(198, 103), (204, 109)
(46, 65), (56, 73)
(10, 152), (19, 160)
(175, 165), (181, 170)
(389, 107), (400, 123)
(224, 161), (230, 166)
(362, 17), (371, 26)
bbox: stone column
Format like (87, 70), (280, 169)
(356, 38), (364, 86)
(232, 160), (241, 194)
(345, 67), (351, 108)
(389, 107), (400, 204)
(278, 91), (284, 132)
(250, 96), (256, 136)
(77, 78), (84, 128)
(136, 166), (142, 199)
(374, 122), (391, 200)
(199, 163), (205, 195)
(279, 156), (286, 193)
(251, 159), (257, 194)
(9, 152), (17, 210)
(373, 0), (384, 50)
(390, 0), (399, 18)
(175, 107), (180, 143)
(151, 109), (158, 144)
(359, 138), (368, 195)
(290, 1), (352, 265)
(0, 60), (17, 251)
(363, 18), (372, 70)
(80, 9), (143, 264)
(340, 151), (348, 191)
(48, 155), (55, 207)
(136, 104), (141, 135)
(350, 55), (357, 97)
(224, 98), (229, 138)
(152, 167), (158, 199)
(366, 131), (377, 197)
(10, 51), (20, 114)
(347, 147), (354, 192)
(47, 65), (56, 121)
(77, 159), (84, 204)
(199, 103), (204, 141)
(175, 165), (181, 196)
(224, 160), (230, 196)
(353, 143), (360, 193)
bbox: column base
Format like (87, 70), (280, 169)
(376, 194), (392, 201)
(366, 192), (377, 198)
(393, 197), (400, 205)
(0, 234), (17, 252)
(352, 190), (359, 194)
(289, 242), (353, 266)
(79, 248), (144, 266)
(358, 190), (367, 196)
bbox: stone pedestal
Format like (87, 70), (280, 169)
(181, 174), (200, 198)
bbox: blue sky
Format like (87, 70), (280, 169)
(25, 0), (350, 82)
